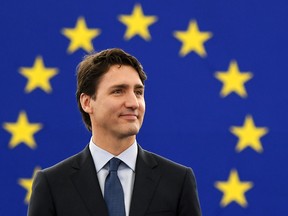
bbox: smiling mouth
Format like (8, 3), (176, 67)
(120, 114), (138, 120)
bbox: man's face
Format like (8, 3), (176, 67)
(89, 65), (145, 139)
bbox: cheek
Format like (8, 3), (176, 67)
(139, 100), (146, 113)
(98, 98), (118, 111)
(105, 102), (124, 117)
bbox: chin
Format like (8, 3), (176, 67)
(123, 127), (140, 137)
(127, 129), (140, 136)
(115, 123), (141, 137)
(117, 131), (138, 140)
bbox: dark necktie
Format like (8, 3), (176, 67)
(104, 158), (126, 216)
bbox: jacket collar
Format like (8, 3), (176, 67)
(129, 145), (160, 216)
(69, 144), (160, 216)
(70, 145), (109, 216)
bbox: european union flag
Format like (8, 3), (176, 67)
(1, 0), (288, 215)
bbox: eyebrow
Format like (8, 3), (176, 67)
(109, 84), (145, 89)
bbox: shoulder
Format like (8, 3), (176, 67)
(140, 146), (188, 169)
(41, 145), (90, 178)
(139, 146), (195, 179)
(150, 150), (188, 170)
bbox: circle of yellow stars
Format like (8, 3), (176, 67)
(1, 3), (269, 210)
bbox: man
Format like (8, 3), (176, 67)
(28, 48), (202, 216)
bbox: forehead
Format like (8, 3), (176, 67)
(99, 65), (143, 87)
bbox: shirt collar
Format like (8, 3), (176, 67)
(89, 137), (138, 173)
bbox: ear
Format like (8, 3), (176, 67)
(80, 93), (93, 114)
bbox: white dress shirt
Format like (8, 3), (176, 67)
(89, 138), (138, 216)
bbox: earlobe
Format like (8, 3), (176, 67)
(80, 93), (92, 114)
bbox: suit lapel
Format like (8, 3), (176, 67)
(129, 146), (161, 216)
(70, 146), (108, 216)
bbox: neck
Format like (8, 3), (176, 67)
(92, 133), (135, 156)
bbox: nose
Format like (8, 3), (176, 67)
(124, 91), (139, 110)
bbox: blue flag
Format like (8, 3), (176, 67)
(1, 0), (287, 215)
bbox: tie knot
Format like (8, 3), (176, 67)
(109, 157), (121, 172)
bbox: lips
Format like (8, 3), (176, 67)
(120, 113), (138, 120)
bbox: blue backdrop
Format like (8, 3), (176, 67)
(1, 0), (288, 215)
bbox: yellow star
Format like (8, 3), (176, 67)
(230, 115), (268, 153)
(215, 169), (253, 207)
(118, 4), (158, 41)
(61, 16), (101, 53)
(19, 56), (58, 93)
(18, 167), (41, 204)
(173, 20), (212, 57)
(3, 111), (43, 149)
(215, 60), (253, 98)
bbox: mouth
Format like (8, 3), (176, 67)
(120, 114), (138, 120)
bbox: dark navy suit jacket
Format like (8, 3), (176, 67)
(28, 145), (201, 216)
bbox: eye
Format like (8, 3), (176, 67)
(112, 89), (123, 95)
(135, 89), (144, 96)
